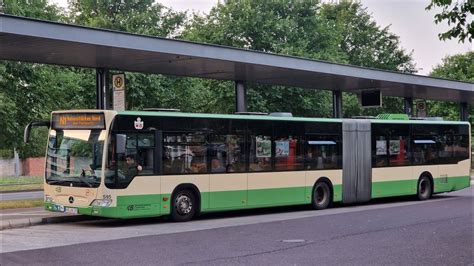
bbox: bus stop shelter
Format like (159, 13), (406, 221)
(0, 14), (472, 120)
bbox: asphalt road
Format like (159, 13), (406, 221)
(1, 187), (473, 265)
(0, 191), (43, 201)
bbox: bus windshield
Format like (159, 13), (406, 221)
(46, 129), (105, 188)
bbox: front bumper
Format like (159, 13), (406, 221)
(44, 202), (163, 219)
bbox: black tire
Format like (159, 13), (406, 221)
(417, 175), (432, 201)
(312, 181), (332, 210)
(171, 190), (196, 222)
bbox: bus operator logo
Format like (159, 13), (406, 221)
(134, 117), (144, 130)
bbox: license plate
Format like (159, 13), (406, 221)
(52, 204), (65, 212)
(65, 207), (78, 214)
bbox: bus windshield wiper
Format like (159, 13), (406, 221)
(77, 170), (93, 188)
(47, 180), (66, 185)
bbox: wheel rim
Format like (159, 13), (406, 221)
(175, 194), (193, 215)
(419, 179), (429, 197)
(315, 185), (327, 205)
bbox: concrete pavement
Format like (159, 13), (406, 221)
(1, 187), (472, 265)
(0, 206), (95, 230)
(0, 190), (43, 201)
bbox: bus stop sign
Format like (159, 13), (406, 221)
(113, 74), (125, 111)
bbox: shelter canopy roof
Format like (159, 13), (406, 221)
(0, 14), (472, 103)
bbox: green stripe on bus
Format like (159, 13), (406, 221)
(44, 176), (468, 219)
(371, 175), (470, 198)
(433, 175), (470, 193)
(371, 180), (418, 198)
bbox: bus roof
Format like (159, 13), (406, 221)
(118, 111), (469, 125)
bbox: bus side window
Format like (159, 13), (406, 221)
(136, 133), (155, 174)
(388, 136), (410, 166)
(412, 136), (438, 165)
(248, 120), (273, 172)
(452, 135), (469, 161)
(163, 133), (207, 175)
(249, 135), (272, 172)
(209, 134), (246, 173)
(274, 135), (305, 171)
(373, 136), (388, 167)
(305, 136), (340, 170)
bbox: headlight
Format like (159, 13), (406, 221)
(90, 199), (112, 207)
(45, 195), (54, 203)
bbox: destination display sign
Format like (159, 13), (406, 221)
(52, 113), (105, 129)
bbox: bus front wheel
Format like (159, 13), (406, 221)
(312, 181), (332, 210)
(417, 175), (432, 201)
(171, 190), (196, 222)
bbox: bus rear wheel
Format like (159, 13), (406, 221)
(171, 190), (196, 222)
(312, 181), (332, 210)
(417, 175), (432, 201)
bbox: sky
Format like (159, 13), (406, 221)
(51, 0), (471, 76)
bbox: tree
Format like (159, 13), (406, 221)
(430, 51), (474, 82)
(0, 0), (68, 157)
(0, 0), (64, 21)
(68, 0), (186, 37)
(426, 0), (474, 43)
(429, 51), (474, 121)
(183, 0), (415, 117)
(0, 0), (191, 157)
(68, 1), (193, 112)
(319, 2), (415, 72)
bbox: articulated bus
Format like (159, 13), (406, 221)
(24, 110), (471, 222)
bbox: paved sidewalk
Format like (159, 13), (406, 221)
(0, 190), (43, 201)
(0, 207), (95, 230)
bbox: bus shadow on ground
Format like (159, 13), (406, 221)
(76, 192), (461, 228)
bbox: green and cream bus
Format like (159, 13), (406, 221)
(24, 110), (471, 222)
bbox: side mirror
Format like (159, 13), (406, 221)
(24, 121), (50, 144)
(116, 134), (126, 154)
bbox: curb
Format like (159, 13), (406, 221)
(0, 215), (99, 231)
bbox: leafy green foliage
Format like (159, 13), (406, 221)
(0, 0), (450, 159)
(68, 0), (186, 37)
(429, 51), (474, 121)
(182, 0), (415, 117)
(0, 0), (69, 157)
(0, 0), (65, 21)
(430, 51), (474, 82)
(67, 1), (190, 113)
(0, 0), (188, 157)
(426, 0), (474, 43)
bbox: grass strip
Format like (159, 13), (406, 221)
(0, 199), (44, 210)
(0, 176), (43, 192)
(0, 184), (43, 192)
(0, 176), (43, 184)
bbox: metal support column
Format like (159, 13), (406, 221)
(95, 68), (109, 110)
(235, 81), (247, 113)
(404, 97), (413, 117)
(332, 91), (342, 118)
(460, 102), (468, 121)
